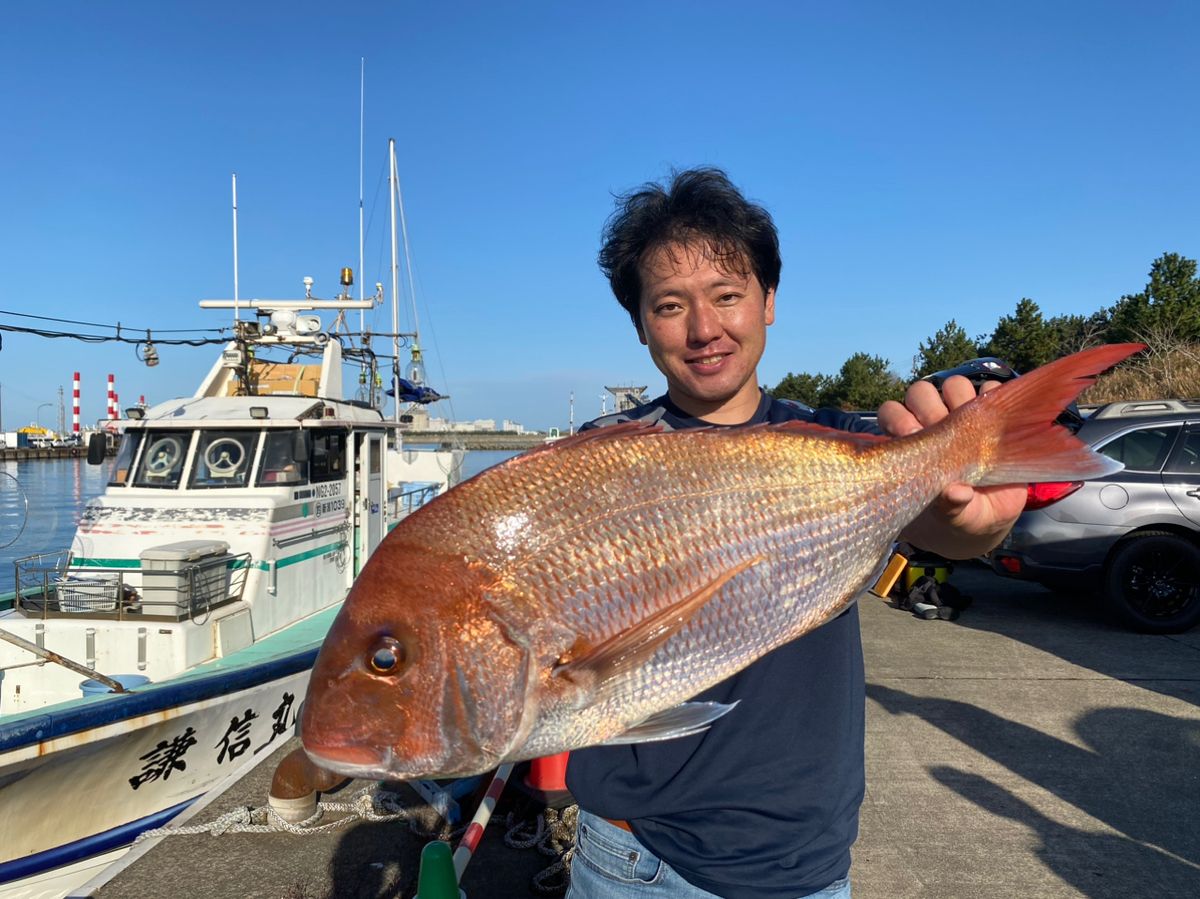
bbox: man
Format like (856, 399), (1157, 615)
(565, 168), (1024, 898)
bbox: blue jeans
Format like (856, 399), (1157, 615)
(567, 810), (851, 899)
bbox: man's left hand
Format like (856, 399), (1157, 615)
(877, 375), (1026, 559)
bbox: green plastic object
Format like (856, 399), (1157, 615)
(416, 840), (460, 899)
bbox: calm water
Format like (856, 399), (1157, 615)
(0, 450), (518, 595)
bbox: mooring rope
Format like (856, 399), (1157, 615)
(133, 786), (578, 895)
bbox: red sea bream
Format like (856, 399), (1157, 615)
(301, 344), (1143, 779)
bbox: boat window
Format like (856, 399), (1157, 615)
(132, 431), (196, 488)
(259, 430), (309, 486)
(189, 430), (259, 488)
(310, 429), (349, 483)
(107, 431), (145, 486)
(369, 437), (381, 474)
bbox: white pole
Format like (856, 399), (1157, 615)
(389, 139), (400, 423)
(232, 173), (240, 325)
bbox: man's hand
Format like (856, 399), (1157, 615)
(877, 375), (1026, 559)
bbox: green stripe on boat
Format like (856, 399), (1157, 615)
(68, 542), (347, 574)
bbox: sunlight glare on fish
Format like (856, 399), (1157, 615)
(493, 511), (530, 557)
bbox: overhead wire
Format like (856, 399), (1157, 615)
(0, 309), (225, 333)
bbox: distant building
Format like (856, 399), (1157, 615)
(605, 385), (649, 413)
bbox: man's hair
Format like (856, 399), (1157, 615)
(598, 167), (782, 329)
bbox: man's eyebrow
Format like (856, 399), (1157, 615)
(647, 273), (748, 298)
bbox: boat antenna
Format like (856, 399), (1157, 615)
(388, 138), (401, 423)
(358, 57), (365, 327)
(231, 173), (240, 325)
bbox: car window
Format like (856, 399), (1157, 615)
(1098, 425), (1180, 472)
(1164, 429), (1200, 475)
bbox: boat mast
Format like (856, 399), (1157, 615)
(231, 173), (240, 326)
(358, 58), (365, 326)
(389, 139), (401, 423)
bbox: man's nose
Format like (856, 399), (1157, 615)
(687, 303), (721, 345)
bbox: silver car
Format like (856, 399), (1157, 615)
(991, 399), (1200, 633)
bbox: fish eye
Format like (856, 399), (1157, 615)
(368, 636), (407, 675)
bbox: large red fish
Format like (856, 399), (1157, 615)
(301, 344), (1142, 779)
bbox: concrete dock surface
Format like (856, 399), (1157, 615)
(93, 563), (1200, 898)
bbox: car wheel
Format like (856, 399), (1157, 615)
(1104, 531), (1200, 634)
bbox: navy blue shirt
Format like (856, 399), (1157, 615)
(566, 391), (877, 899)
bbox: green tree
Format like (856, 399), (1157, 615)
(1108, 252), (1200, 345)
(912, 319), (980, 379)
(770, 371), (834, 407)
(980, 298), (1058, 373)
(1046, 311), (1109, 356)
(824, 353), (905, 410)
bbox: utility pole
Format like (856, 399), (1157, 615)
(57, 386), (66, 436)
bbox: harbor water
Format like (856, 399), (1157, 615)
(0, 450), (518, 594)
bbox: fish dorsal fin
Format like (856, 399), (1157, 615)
(510, 419), (885, 466)
(755, 419), (891, 448)
(512, 420), (667, 461)
(600, 700), (739, 745)
(552, 555), (765, 689)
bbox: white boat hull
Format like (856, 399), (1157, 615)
(0, 645), (319, 898)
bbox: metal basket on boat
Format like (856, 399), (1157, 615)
(56, 574), (123, 613)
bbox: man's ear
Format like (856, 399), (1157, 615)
(635, 319), (648, 346)
(764, 287), (777, 326)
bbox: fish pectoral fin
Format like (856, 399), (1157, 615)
(552, 555), (765, 688)
(600, 701), (740, 745)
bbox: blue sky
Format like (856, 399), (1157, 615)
(1, 1), (1197, 432)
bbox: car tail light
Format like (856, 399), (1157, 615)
(995, 555), (1022, 574)
(1025, 481), (1083, 510)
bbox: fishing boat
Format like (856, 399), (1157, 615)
(0, 276), (463, 898)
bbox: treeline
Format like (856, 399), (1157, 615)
(771, 252), (1200, 408)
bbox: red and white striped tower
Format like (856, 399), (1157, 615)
(72, 372), (81, 436)
(107, 374), (116, 420)
(113, 393), (119, 418)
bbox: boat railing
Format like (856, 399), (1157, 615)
(12, 551), (253, 622)
(388, 481), (441, 519)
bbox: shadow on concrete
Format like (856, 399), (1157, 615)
(326, 818), (412, 898)
(325, 795), (561, 899)
(944, 563), (1200, 709)
(929, 766), (1200, 898)
(869, 683), (1200, 895)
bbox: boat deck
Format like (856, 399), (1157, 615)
(0, 606), (340, 742)
(87, 564), (1200, 898)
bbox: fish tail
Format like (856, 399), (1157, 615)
(965, 343), (1145, 486)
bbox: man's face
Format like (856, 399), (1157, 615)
(636, 242), (775, 424)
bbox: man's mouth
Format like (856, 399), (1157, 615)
(688, 353), (729, 368)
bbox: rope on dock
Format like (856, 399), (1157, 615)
(132, 784), (578, 895)
(502, 804), (576, 895)
(134, 784), (417, 842)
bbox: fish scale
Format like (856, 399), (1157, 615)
(301, 343), (1144, 780)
